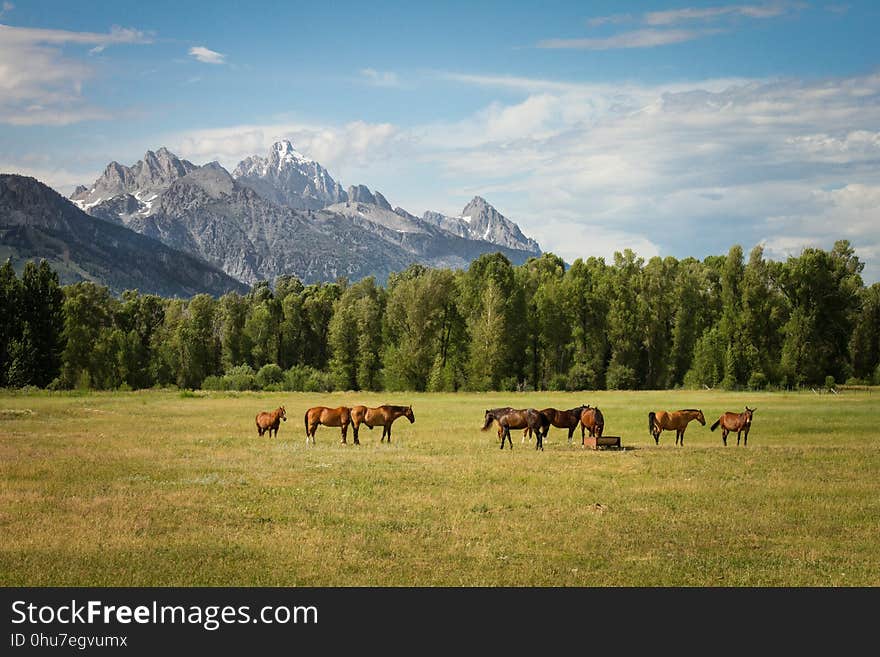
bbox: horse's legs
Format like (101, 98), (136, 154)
(743, 428), (749, 446)
(568, 426), (575, 444)
(522, 428), (529, 444)
(536, 426), (543, 451)
(722, 428), (728, 446)
(737, 430), (741, 446)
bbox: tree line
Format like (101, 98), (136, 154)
(2, 240), (878, 392)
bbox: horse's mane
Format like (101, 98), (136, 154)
(679, 408), (701, 413)
(382, 404), (410, 412)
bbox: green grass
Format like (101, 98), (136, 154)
(1, 389), (878, 586)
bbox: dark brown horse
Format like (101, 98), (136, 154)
(580, 406), (605, 444)
(255, 406), (286, 438)
(304, 406), (351, 445)
(483, 407), (548, 451)
(710, 407), (755, 446)
(648, 409), (706, 446)
(522, 405), (590, 444)
(350, 404), (415, 444)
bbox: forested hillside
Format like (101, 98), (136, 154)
(3, 240), (878, 392)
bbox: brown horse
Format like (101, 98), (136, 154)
(304, 406), (351, 445)
(710, 407), (755, 446)
(350, 404), (415, 444)
(483, 407), (548, 451)
(648, 409), (706, 446)
(522, 405), (590, 444)
(580, 406), (605, 444)
(255, 406), (286, 438)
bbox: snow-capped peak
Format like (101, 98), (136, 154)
(271, 139), (313, 167)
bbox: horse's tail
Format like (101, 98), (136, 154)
(481, 412), (494, 431)
(304, 411), (310, 436)
(648, 411), (656, 435)
(710, 418), (720, 432)
(595, 407), (604, 436)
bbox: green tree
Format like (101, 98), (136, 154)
(16, 260), (65, 386)
(850, 283), (880, 381)
(562, 257), (609, 390)
(779, 240), (863, 385)
(0, 259), (22, 385)
(217, 292), (250, 371)
(60, 282), (118, 389)
(606, 250), (644, 389)
(327, 278), (384, 390)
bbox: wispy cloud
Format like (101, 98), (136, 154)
(552, 2), (804, 51)
(360, 68), (400, 87)
(644, 2), (803, 26)
(587, 13), (634, 27)
(188, 46), (225, 65)
(0, 2), (14, 18)
(538, 28), (713, 50)
(0, 23), (152, 125)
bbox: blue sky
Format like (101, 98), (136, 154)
(2, 0), (879, 281)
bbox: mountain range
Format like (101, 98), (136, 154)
(0, 174), (247, 297)
(2, 140), (542, 295)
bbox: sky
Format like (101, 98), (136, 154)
(1, 0), (879, 281)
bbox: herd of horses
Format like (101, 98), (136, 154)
(255, 402), (756, 448)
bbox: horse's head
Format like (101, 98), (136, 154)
(697, 409), (706, 425)
(744, 407), (755, 423)
(481, 409), (494, 431)
(279, 406), (287, 422)
(405, 405), (415, 423)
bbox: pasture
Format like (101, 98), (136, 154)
(1, 389), (879, 586)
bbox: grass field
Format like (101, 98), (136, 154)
(1, 388), (878, 586)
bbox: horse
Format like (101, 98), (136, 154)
(350, 404), (415, 444)
(483, 407), (548, 451)
(522, 405), (590, 444)
(710, 407), (755, 446)
(580, 406), (605, 445)
(648, 409), (706, 446)
(255, 406), (286, 438)
(304, 406), (351, 445)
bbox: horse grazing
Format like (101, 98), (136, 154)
(483, 407), (548, 451)
(350, 404), (415, 444)
(710, 407), (755, 446)
(255, 406), (286, 438)
(580, 406), (605, 445)
(523, 405), (591, 444)
(304, 406), (351, 445)
(648, 409), (706, 446)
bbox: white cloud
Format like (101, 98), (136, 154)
(644, 2), (802, 26)
(565, 3), (804, 52)
(538, 28), (712, 50)
(587, 13), (634, 27)
(0, 2), (14, 18)
(360, 68), (400, 87)
(419, 71), (880, 278)
(170, 120), (402, 174)
(188, 46), (225, 65)
(0, 23), (152, 125)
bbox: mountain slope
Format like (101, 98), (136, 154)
(0, 174), (248, 297)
